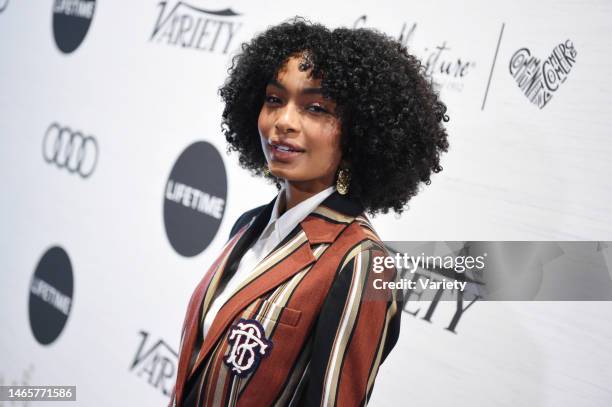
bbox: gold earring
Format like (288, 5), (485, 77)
(336, 167), (351, 195)
(263, 164), (270, 177)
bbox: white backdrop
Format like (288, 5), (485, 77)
(1, 1), (611, 406)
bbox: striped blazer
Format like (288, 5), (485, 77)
(170, 191), (402, 406)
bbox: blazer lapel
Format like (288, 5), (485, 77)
(187, 230), (316, 380)
(174, 197), (275, 403)
(199, 197), (276, 324)
(174, 223), (247, 405)
(185, 190), (366, 383)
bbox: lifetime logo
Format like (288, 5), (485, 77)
(30, 277), (72, 316)
(29, 246), (74, 345)
(163, 141), (227, 257)
(42, 122), (99, 178)
(165, 179), (225, 219)
(52, 0), (96, 53)
(53, 0), (94, 18)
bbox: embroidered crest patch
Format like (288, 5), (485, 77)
(223, 318), (273, 377)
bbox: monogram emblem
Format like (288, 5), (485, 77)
(223, 318), (273, 377)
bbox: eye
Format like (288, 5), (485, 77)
(307, 104), (328, 114)
(264, 95), (281, 104)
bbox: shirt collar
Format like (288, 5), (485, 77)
(265, 185), (336, 242)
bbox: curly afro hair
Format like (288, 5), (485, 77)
(219, 16), (449, 215)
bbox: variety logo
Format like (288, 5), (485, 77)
(354, 15), (476, 92)
(164, 141), (227, 257)
(398, 270), (478, 335)
(509, 40), (577, 109)
(385, 242), (481, 335)
(150, 1), (242, 53)
(43, 122), (99, 178)
(29, 247), (74, 345)
(52, 0), (96, 53)
(130, 331), (177, 397)
(0, 0), (9, 13)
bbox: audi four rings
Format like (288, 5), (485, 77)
(42, 122), (99, 178)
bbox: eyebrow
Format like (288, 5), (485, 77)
(267, 78), (323, 95)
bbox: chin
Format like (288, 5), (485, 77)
(270, 170), (295, 182)
(269, 168), (305, 183)
(269, 163), (295, 177)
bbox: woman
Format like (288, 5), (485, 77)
(171, 17), (449, 407)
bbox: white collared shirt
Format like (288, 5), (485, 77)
(202, 185), (336, 340)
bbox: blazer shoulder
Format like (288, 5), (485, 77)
(228, 204), (267, 240)
(330, 216), (390, 271)
(350, 214), (385, 247)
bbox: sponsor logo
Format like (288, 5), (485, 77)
(42, 122), (99, 178)
(164, 141), (227, 257)
(130, 331), (177, 397)
(223, 319), (273, 378)
(509, 40), (577, 109)
(150, 1), (242, 53)
(52, 0), (96, 53)
(28, 247), (74, 345)
(354, 15), (476, 92)
(384, 242), (482, 335)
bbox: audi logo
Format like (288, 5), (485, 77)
(43, 122), (99, 178)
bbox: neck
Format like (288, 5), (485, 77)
(280, 179), (333, 214)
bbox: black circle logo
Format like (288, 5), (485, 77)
(52, 0), (96, 53)
(164, 141), (227, 257)
(29, 246), (74, 345)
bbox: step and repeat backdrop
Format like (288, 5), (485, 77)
(1, 1), (612, 406)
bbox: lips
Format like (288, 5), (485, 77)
(269, 140), (305, 152)
(268, 139), (305, 162)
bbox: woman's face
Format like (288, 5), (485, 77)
(258, 55), (342, 192)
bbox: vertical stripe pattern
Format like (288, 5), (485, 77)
(172, 194), (401, 407)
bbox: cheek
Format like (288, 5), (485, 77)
(258, 109), (273, 161)
(310, 122), (342, 161)
(258, 105), (279, 136)
(257, 109), (269, 136)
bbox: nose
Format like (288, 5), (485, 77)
(275, 101), (299, 134)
